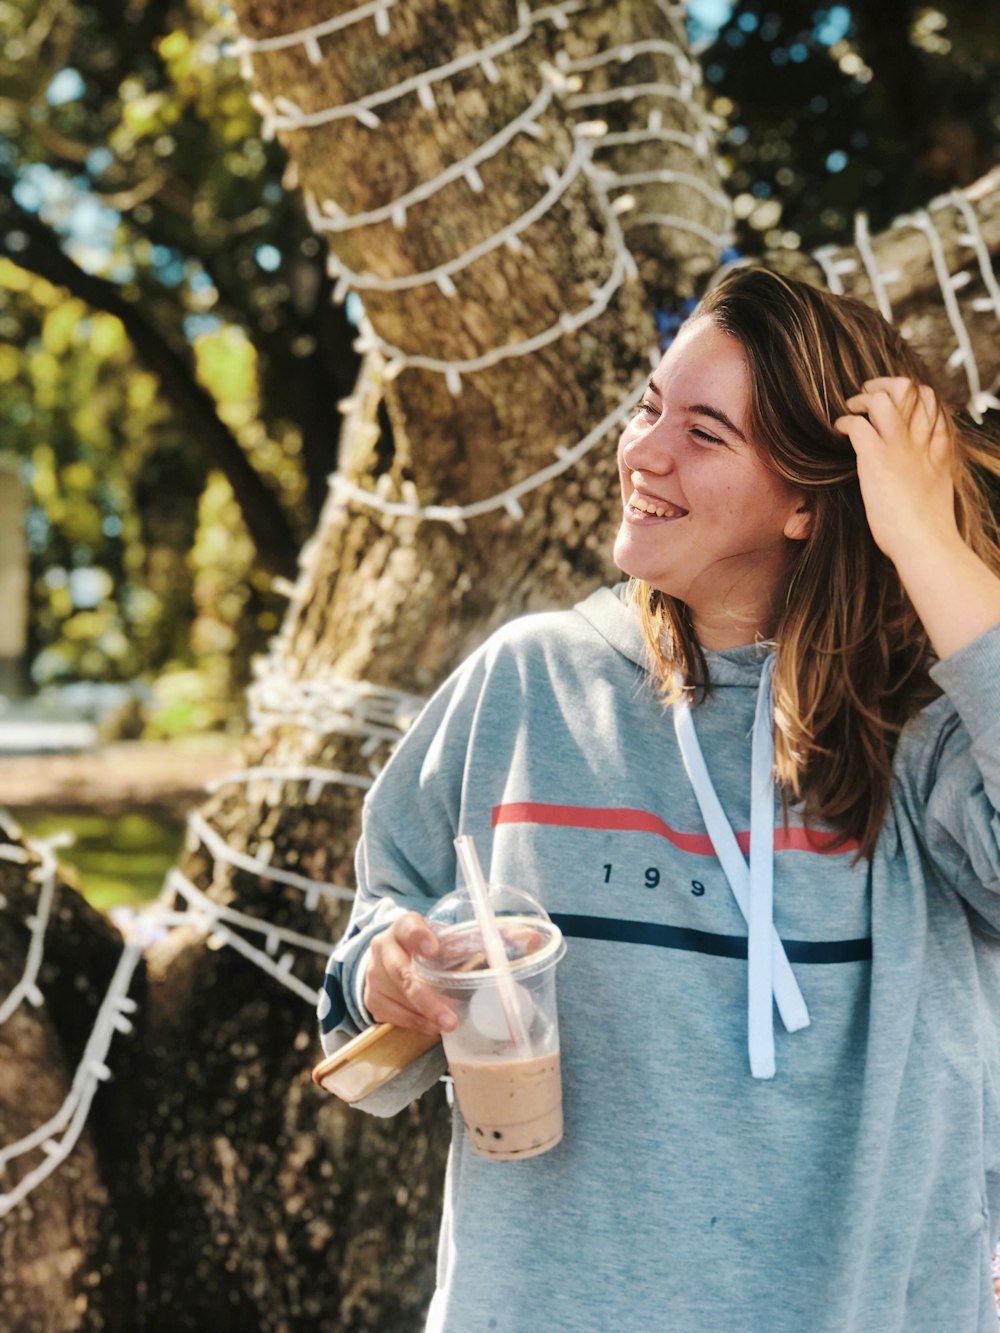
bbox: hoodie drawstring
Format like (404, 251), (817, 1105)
(672, 655), (810, 1078)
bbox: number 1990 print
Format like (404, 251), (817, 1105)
(601, 864), (706, 896)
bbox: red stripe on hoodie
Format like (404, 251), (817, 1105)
(491, 801), (857, 855)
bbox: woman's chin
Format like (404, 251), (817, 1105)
(612, 529), (659, 585)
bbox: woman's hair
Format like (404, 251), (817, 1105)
(635, 265), (1000, 860)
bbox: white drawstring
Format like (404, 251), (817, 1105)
(672, 655), (809, 1078)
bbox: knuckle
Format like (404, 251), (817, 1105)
(396, 912), (425, 945)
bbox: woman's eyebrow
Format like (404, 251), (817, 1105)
(684, 402), (747, 441)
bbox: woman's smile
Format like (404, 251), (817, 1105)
(624, 485), (689, 522)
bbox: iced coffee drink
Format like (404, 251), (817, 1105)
(414, 886), (567, 1162)
(448, 1052), (562, 1159)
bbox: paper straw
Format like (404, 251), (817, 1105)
(453, 836), (532, 1051)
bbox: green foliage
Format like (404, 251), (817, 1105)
(0, 0), (355, 732)
(700, 2), (1000, 255)
(15, 808), (184, 908)
(0, 255), (288, 720)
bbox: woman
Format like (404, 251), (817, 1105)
(318, 268), (1000, 1332)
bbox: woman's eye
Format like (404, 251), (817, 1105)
(633, 400), (658, 417)
(690, 428), (723, 444)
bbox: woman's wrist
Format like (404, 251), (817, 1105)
(892, 533), (1000, 661)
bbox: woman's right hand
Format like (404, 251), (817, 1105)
(363, 911), (458, 1036)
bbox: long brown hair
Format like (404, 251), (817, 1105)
(636, 266), (1000, 859)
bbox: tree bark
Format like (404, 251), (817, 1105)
(3, 3), (999, 1330)
(0, 828), (145, 1332)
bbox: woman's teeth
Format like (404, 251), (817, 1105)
(628, 493), (685, 518)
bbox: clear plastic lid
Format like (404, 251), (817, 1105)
(414, 884), (564, 985)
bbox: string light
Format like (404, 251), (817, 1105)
(205, 765), (374, 800)
(303, 80), (556, 236)
(247, 670), (424, 751)
(560, 38), (699, 84)
(603, 167), (731, 214)
(626, 211), (734, 249)
(599, 125), (713, 159)
(251, 12), (540, 136)
(811, 195), (998, 420)
(0, 936), (144, 1219)
(853, 211), (895, 322)
(0, 833), (70, 1023)
(566, 83), (711, 114)
(329, 371), (646, 526)
(323, 135), (591, 298)
(186, 811), (355, 908)
(226, 0), (398, 77)
(531, 0), (589, 27)
(811, 244), (851, 295)
(938, 190), (1000, 322)
(906, 207), (985, 416)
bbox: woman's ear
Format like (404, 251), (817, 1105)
(784, 498), (813, 542)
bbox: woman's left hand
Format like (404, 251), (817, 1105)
(833, 377), (958, 566)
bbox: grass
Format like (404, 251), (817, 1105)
(13, 808), (185, 911)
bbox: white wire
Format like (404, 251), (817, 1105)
(562, 38), (697, 81)
(253, 17), (537, 134)
(567, 81), (692, 109)
(246, 670), (424, 748)
(854, 211), (894, 322)
(934, 191), (1000, 319)
(226, 0), (397, 59)
(205, 765), (374, 796)
(0, 939), (143, 1217)
(364, 247), (633, 383)
(627, 212), (734, 249)
(199, 920), (319, 1005)
(323, 136), (590, 297)
(811, 245), (844, 294)
(343, 154), (640, 388)
(0, 832), (74, 1025)
(907, 208), (983, 415)
(329, 371), (646, 525)
(186, 811), (355, 905)
(599, 126), (713, 158)
(603, 167), (731, 213)
(304, 80), (555, 235)
(167, 869), (332, 957)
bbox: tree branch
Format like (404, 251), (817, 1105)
(0, 179), (300, 579)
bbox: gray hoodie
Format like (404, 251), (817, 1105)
(319, 586), (1000, 1333)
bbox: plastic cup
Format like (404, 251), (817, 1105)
(414, 884), (566, 1161)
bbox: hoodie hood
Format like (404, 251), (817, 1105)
(574, 584), (774, 688)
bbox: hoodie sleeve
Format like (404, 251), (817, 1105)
(315, 640), (492, 1116)
(918, 622), (1000, 926)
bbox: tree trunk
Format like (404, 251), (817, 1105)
(3, 3), (999, 1329)
(0, 824), (146, 1332)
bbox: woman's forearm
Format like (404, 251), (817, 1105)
(893, 534), (1000, 661)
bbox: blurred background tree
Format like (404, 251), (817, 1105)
(692, 0), (1000, 256)
(0, 0), (362, 734)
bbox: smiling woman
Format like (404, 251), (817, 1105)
(633, 268), (1000, 861)
(318, 267), (1000, 1333)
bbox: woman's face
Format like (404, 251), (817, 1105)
(612, 316), (811, 648)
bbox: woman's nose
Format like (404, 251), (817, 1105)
(621, 417), (676, 474)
